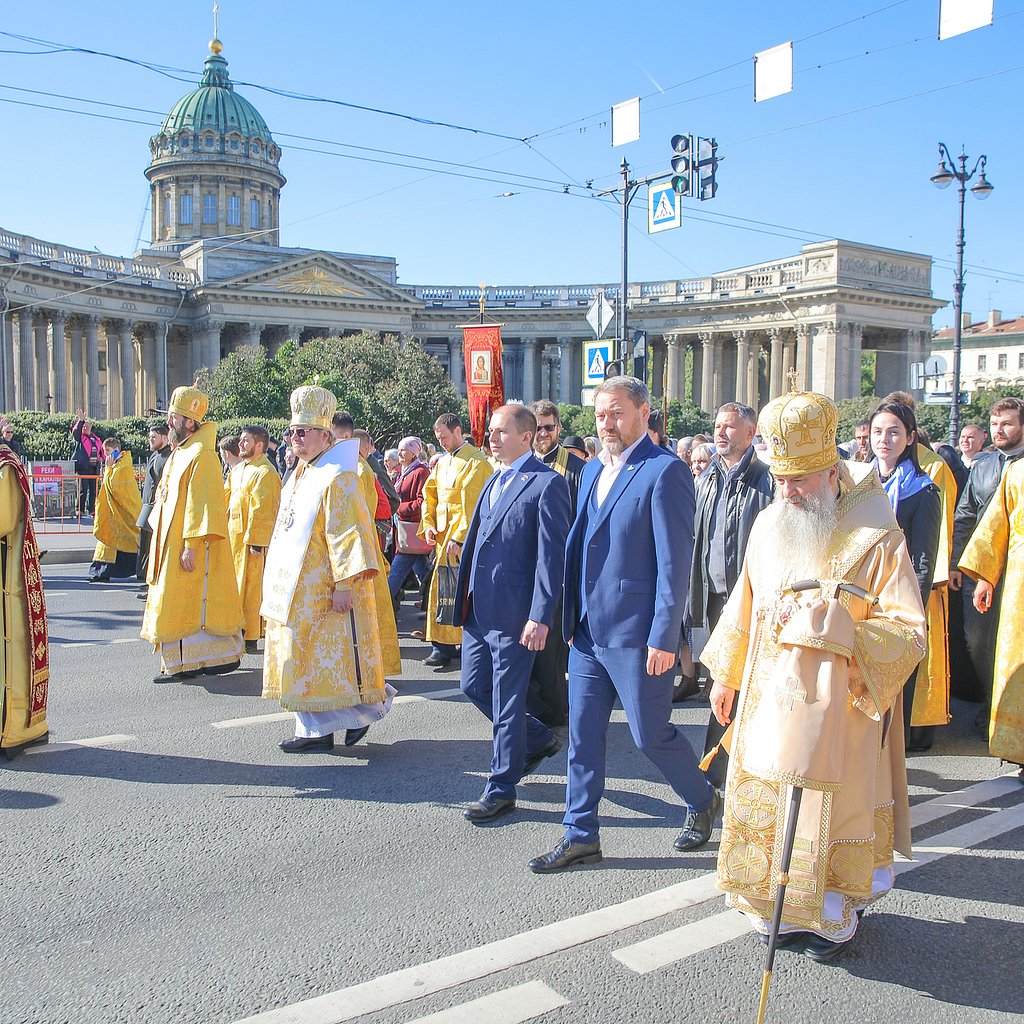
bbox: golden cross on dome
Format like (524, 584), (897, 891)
(787, 367), (799, 393)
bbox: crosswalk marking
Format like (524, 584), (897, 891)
(908, 772), (1020, 830)
(611, 909), (748, 974)
(405, 981), (568, 1024)
(24, 733), (136, 755)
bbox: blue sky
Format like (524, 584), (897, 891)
(0, 1), (1021, 326)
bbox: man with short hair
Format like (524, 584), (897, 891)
(530, 376), (715, 873)
(419, 414), (493, 669)
(136, 423), (171, 597)
(530, 400), (586, 506)
(227, 426), (282, 655)
(89, 437), (141, 583)
(0, 424), (22, 461)
(141, 386), (244, 684)
(676, 436), (694, 466)
(844, 417), (871, 461)
(218, 435), (242, 474)
(958, 423), (988, 467)
(703, 388), (927, 961)
(456, 405), (571, 821)
(951, 397), (1024, 723)
(690, 402), (774, 755)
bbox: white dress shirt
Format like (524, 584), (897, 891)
(489, 450), (532, 508)
(595, 435), (644, 507)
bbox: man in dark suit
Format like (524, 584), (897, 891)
(529, 376), (718, 873)
(455, 404), (571, 823)
(135, 422), (171, 599)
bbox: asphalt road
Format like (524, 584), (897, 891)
(1, 565), (1021, 1024)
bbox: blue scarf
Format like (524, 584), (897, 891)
(876, 456), (931, 516)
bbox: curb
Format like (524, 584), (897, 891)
(39, 549), (93, 565)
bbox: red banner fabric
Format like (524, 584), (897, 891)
(463, 325), (505, 447)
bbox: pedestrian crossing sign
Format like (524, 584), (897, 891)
(648, 178), (682, 233)
(585, 341), (612, 384)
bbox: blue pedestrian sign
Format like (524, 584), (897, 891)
(585, 341), (612, 384)
(648, 178), (682, 233)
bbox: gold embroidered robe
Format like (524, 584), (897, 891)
(227, 454), (282, 641)
(702, 464), (927, 939)
(914, 446), (955, 726)
(92, 453), (141, 562)
(959, 458), (1024, 764)
(418, 443), (493, 646)
(141, 421), (243, 645)
(262, 459), (388, 712)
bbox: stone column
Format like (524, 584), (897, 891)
(143, 325), (159, 410)
(768, 327), (785, 399)
(783, 331), (796, 388)
(32, 316), (48, 411)
(120, 321), (137, 416)
(811, 321), (837, 397)
(521, 338), (538, 404)
(287, 323), (305, 346)
(845, 323), (865, 401)
(192, 176), (201, 236)
(206, 321), (223, 370)
(558, 339), (574, 403)
(1, 309), (14, 410)
(795, 324), (812, 392)
(49, 311), (68, 413)
(14, 310), (35, 411)
(70, 317), (85, 411)
(749, 335), (763, 409)
(84, 315), (101, 415)
(733, 330), (750, 406)
(243, 321), (265, 350)
(699, 332), (716, 411)
(104, 321), (121, 418)
(904, 327), (928, 401)
(542, 349), (558, 401)
(448, 336), (464, 395)
(651, 336), (666, 399)
(665, 335), (684, 402)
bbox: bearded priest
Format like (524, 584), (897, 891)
(701, 387), (927, 963)
(141, 386), (244, 683)
(261, 386), (395, 753)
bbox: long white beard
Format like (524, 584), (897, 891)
(758, 485), (838, 588)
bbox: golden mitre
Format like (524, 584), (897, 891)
(290, 384), (337, 429)
(758, 383), (840, 477)
(168, 385), (209, 424)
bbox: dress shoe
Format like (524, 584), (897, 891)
(136, 592), (148, 601)
(795, 932), (849, 963)
(344, 726), (370, 747)
(522, 735), (563, 777)
(423, 651), (451, 668)
(673, 788), (722, 851)
(758, 930), (805, 950)
(203, 660), (241, 676)
(463, 794), (515, 823)
(152, 670), (198, 684)
(279, 734), (334, 753)
(528, 837), (603, 873)
(244, 639), (260, 655)
(672, 674), (700, 703)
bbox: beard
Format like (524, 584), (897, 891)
(758, 478), (838, 587)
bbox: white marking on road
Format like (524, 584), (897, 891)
(211, 689), (464, 730)
(42, 591), (71, 597)
(52, 637), (144, 648)
(405, 981), (568, 1024)
(611, 909), (748, 974)
(231, 874), (719, 1023)
(896, 800), (1024, 875)
(24, 733), (136, 755)
(909, 772), (1020, 830)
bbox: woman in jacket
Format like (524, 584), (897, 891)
(387, 437), (432, 605)
(71, 409), (104, 516)
(870, 401), (942, 751)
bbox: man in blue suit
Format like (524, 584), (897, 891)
(529, 376), (719, 872)
(455, 405), (572, 823)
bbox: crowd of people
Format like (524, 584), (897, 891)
(2, 371), (1022, 968)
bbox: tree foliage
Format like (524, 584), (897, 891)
(195, 347), (289, 421)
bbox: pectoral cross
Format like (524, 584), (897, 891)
(777, 675), (806, 712)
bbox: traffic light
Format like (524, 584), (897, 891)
(670, 134), (693, 196)
(696, 136), (718, 201)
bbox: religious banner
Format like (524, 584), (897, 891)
(463, 324), (504, 447)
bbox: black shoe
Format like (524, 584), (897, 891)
(424, 651), (451, 668)
(152, 670), (198, 684)
(463, 794), (516, 823)
(244, 640), (260, 655)
(523, 735), (563, 777)
(672, 675), (700, 703)
(344, 726), (370, 747)
(796, 932), (849, 963)
(528, 837), (603, 873)
(203, 660), (241, 676)
(673, 788), (722, 851)
(758, 930), (806, 950)
(136, 593), (148, 601)
(279, 734), (334, 753)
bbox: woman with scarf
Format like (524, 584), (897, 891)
(387, 436), (432, 607)
(870, 400), (942, 750)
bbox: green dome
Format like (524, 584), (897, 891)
(160, 51), (272, 140)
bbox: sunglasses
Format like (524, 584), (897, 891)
(535, 424), (558, 433)
(284, 427), (317, 439)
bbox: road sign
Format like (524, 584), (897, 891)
(584, 340), (612, 384)
(924, 354), (948, 377)
(586, 293), (615, 338)
(910, 362), (925, 390)
(648, 179), (682, 233)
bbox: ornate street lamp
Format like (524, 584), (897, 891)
(930, 143), (994, 446)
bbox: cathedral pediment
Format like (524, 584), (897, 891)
(198, 252), (419, 307)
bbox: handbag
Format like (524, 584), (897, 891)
(434, 562), (460, 626)
(396, 519), (432, 555)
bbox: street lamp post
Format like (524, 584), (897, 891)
(929, 143), (994, 446)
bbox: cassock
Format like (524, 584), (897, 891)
(419, 442), (493, 648)
(702, 462), (926, 943)
(959, 458), (1024, 765)
(91, 452), (142, 580)
(227, 453), (282, 642)
(141, 421), (243, 674)
(0, 447), (49, 757)
(262, 440), (393, 732)
(914, 445), (956, 728)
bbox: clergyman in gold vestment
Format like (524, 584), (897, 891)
(89, 438), (141, 582)
(703, 388), (926, 961)
(262, 386), (394, 753)
(141, 386), (244, 683)
(226, 426), (282, 653)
